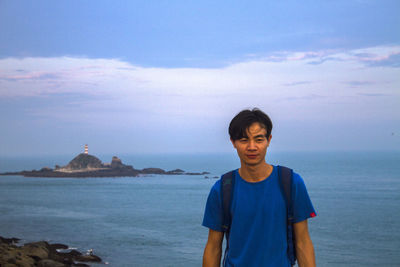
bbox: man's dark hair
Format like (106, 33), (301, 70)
(229, 108), (273, 141)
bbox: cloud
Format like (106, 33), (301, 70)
(366, 53), (400, 68)
(283, 81), (312, 87)
(0, 45), (399, 154)
(357, 93), (388, 97)
(261, 51), (328, 63)
(350, 46), (400, 67)
(303, 46), (400, 67)
(307, 56), (342, 65)
(0, 45), (399, 125)
(0, 71), (61, 82)
(280, 94), (326, 101)
(344, 81), (375, 87)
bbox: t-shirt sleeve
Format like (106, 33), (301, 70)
(292, 172), (317, 223)
(202, 180), (224, 232)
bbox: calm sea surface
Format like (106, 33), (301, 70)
(0, 151), (399, 266)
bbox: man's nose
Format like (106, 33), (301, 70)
(247, 140), (257, 150)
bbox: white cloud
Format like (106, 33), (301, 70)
(1, 46), (399, 154)
(0, 45), (399, 123)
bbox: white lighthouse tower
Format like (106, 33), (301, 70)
(84, 144), (88, 154)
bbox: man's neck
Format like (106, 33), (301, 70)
(238, 161), (272, 183)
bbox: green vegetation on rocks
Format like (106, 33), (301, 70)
(65, 154), (104, 170)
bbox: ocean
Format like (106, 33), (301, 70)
(0, 151), (399, 266)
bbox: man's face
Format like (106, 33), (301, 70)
(231, 122), (271, 167)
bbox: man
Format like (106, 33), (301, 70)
(202, 108), (316, 267)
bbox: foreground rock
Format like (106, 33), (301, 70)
(0, 153), (209, 178)
(0, 236), (102, 267)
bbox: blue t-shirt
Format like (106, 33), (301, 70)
(202, 166), (316, 267)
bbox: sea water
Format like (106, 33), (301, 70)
(0, 151), (399, 266)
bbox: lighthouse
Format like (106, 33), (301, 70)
(84, 144), (88, 154)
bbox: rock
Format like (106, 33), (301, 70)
(186, 171), (210, 175)
(167, 169), (184, 174)
(63, 153), (104, 170)
(140, 168), (166, 174)
(0, 243), (35, 267)
(51, 249), (81, 264)
(49, 243), (68, 250)
(110, 156), (123, 169)
(21, 241), (50, 260)
(38, 259), (66, 267)
(0, 236), (102, 267)
(0, 236), (20, 245)
(74, 254), (102, 262)
(59, 249), (82, 257)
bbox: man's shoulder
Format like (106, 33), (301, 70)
(277, 166), (304, 181)
(209, 175), (223, 193)
(211, 169), (237, 192)
(291, 170), (306, 186)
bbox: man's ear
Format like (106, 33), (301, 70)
(230, 138), (237, 149)
(267, 135), (272, 146)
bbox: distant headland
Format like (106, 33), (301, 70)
(0, 145), (210, 178)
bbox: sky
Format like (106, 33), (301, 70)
(0, 0), (399, 156)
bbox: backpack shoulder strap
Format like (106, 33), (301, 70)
(278, 165), (296, 266)
(221, 170), (235, 233)
(278, 165), (293, 217)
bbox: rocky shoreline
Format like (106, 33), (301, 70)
(0, 153), (210, 178)
(0, 236), (102, 267)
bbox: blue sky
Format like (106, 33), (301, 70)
(0, 0), (399, 156)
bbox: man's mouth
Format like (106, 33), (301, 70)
(246, 154), (258, 159)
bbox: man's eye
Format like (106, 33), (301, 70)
(239, 139), (248, 142)
(256, 139), (265, 142)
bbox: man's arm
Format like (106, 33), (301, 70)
(293, 219), (316, 267)
(203, 229), (224, 267)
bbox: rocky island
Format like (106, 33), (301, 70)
(0, 152), (209, 178)
(0, 235), (102, 267)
